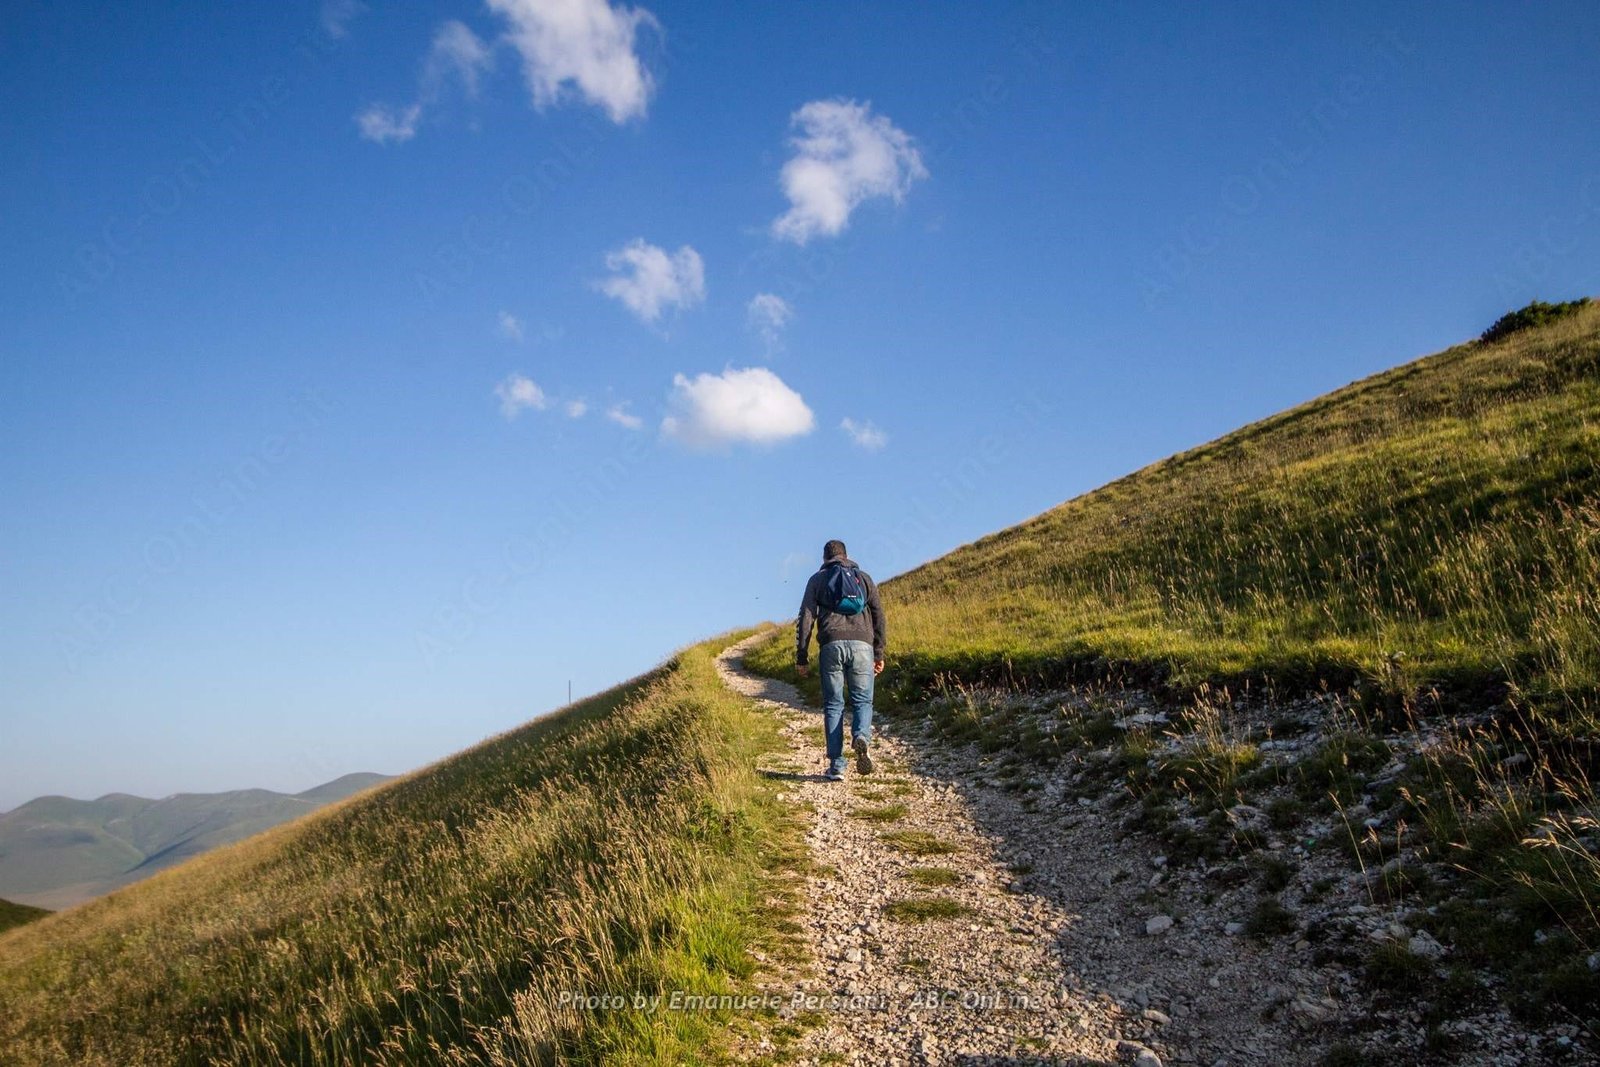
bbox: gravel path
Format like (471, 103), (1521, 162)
(716, 633), (1361, 1067)
(717, 635), (1129, 1066)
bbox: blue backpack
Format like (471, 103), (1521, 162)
(821, 562), (868, 616)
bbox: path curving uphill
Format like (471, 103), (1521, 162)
(714, 631), (1374, 1067)
(717, 634), (1129, 1065)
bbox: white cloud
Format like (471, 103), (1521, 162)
(840, 417), (888, 451)
(598, 239), (705, 323)
(495, 373), (548, 417)
(771, 99), (928, 244)
(661, 367), (814, 449)
(321, 0), (367, 39)
(565, 399), (588, 418)
(487, 0), (658, 123)
(429, 20), (494, 97)
(356, 20), (494, 144)
(746, 293), (793, 354)
(498, 310), (525, 341)
(606, 403), (643, 430)
(356, 103), (423, 144)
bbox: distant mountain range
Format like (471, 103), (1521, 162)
(0, 773), (392, 910)
(0, 896), (50, 933)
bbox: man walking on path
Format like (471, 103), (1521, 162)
(796, 540), (886, 781)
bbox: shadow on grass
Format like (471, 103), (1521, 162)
(758, 769), (837, 784)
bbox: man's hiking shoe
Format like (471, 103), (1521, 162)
(853, 735), (874, 775)
(824, 764), (845, 782)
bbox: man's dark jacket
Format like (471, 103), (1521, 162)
(795, 556), (886, 666)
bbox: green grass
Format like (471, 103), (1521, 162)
(878, 830), (958, 856)
(883, 896), (971, 922)
(1255, 853), (1296, 893)
(1482, 297), (1591, 343)
(849, 803), (909, 823)
(1321, 1042), (1367, 1067)
(904, 866), (961, 887)
(0, 898), (49, 935)
(1154, 709), (1263, 811)
(0, 629), (807, 1066)
(1293, 730), (1393, 805)
(1364, 940), (1433, 989)
(1245, 897), (1298, 940)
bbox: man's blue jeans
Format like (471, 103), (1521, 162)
(820, 639), (875, 773)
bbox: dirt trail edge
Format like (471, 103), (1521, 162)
(718, 635), (1132, 1067)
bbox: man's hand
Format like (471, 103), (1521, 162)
(796, 663), (809, 677)
(874, 659), (885, 675)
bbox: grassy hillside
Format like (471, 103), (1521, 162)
(0, 898), (49, 935)
(755, 300), (1600, 725)
(0, 774), (394, 910)
(747, 300), (1600, 1014)
(900, 302), (1598, 721)
(0, 632), (805, 1066)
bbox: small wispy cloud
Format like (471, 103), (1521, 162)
(840, 417), (888, 451)
(661, 367), (814, 449)
(356, 20), (495, 144)
(356, 104), (423, 145)
(321, 0), (367, 39)
(746, 293), (793, 355)
(606, 403), (644, 430)
(771, 99), (928, 244)
(565, 399), (588, 418)
(498, 310), (525, 341)
(598, 239), (705, 324)
(487, 0), (659, 123)
(432, 20), (495, 97)
(495, 373), (548, 418)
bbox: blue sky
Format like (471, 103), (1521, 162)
(2, 1), (1598, 809)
